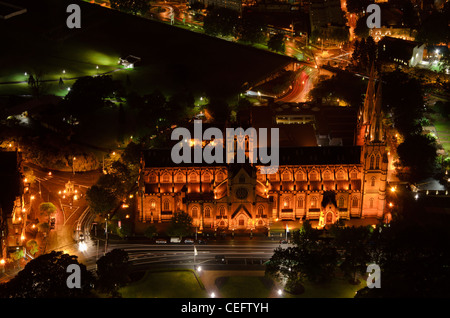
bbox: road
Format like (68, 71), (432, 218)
(26, 163), (100, 256)
(73, 239), (290, 272)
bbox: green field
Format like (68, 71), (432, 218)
(431, 114), (450, 154)
(119, 270), (363, 298)
(216, 275), (363, 298)
(119, 269), (207, 298)
(0, 0), (294, 98)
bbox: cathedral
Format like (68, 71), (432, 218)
(137, 68), (388, 231)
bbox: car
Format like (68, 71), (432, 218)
(155, 238), (168, 244)
(79, 233), (84, 242)
(279, 239), (288, 244)
(50, 217), (56, 229)
(184, 238), (194, 244)
(197, 239), (207, 245)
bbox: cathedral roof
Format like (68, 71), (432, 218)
(143, 146), (362, 168)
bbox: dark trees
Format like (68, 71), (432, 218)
(167, 211), (194, 237)
(96, 249), (130, 296)
(0, 251), (94, 298)
(267, 33), (286, 54)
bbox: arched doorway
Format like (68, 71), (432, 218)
(326, 211), (333, 224)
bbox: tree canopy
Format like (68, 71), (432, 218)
(0, 251), (94, 298)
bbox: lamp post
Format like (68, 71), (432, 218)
(104, 214), (109, 255)
(72, 157), (76, 175)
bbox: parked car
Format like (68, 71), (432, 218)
(170, 237), (181, 243)
(155, 238), (168, 244)
(184, 238), (194, 244)
(279, 239), (288, 244)
(197, 239), (207, 245)
(50, 217), (56, 229)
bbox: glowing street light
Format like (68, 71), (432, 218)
(78, 242), (88, 252)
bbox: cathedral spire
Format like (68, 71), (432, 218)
(362, 63), (376, 125)
(370, 80), (384, 142)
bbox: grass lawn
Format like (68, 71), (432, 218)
(216, 276), (274, 298)
(429, 113), (450, 154)
(291, 278), (363, 298)
(119, 269), (208, 298)
(216, 275), (363, 298)
(1, 0), (294, 99)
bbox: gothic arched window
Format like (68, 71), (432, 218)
(163, 199), (170, 211)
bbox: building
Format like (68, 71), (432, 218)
(378, 36), (425, 67)
(137, 70), (388, 232)
(370, 26), (418, 43)
(0, 151), (23, 260)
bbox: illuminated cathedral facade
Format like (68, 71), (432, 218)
(137, 68), (388, 231)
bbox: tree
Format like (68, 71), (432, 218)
(354, 15), (370, 39)
(26, 240), (39, 257)
(39, 202), (56, 222)
(416, 10), (450, 46)
(0, 251), (94, 298)
(62, 75), (120, 119)
(334, 226), (372, 284)
(356, 216), (450, 297)
(265, 247), (304, 294)
(206, 97), (230, 123)
(144, 224), (158, 239)
(37, 222), (50, 234)
(396, 134), (438, 182)
(352, 36), (377, 73)
(109, 0), (149, 15)
(381, 70), (424, 137)
(27, 72), (47, 98)
(307, 70), (366, 106)
(203, 7), (239, 37)
(167, 211), (193, 237)
(236, 16), (266, 44)
(434, 100), (450, 119)
(86, 185), (118, 216)
(267, 33), (286, 54)
(96, 249), (130, 296)
(298, 241), (339, 283)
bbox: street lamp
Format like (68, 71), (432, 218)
(72, 157), (76, 175)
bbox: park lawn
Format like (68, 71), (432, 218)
(2, 0), (293, 99)
(217, 276), (274, 298)
(430, 113), (450, 154)
(119, 269), (208, 298)
(290, 278), (364, 298)
(216, 275), (363, 298)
